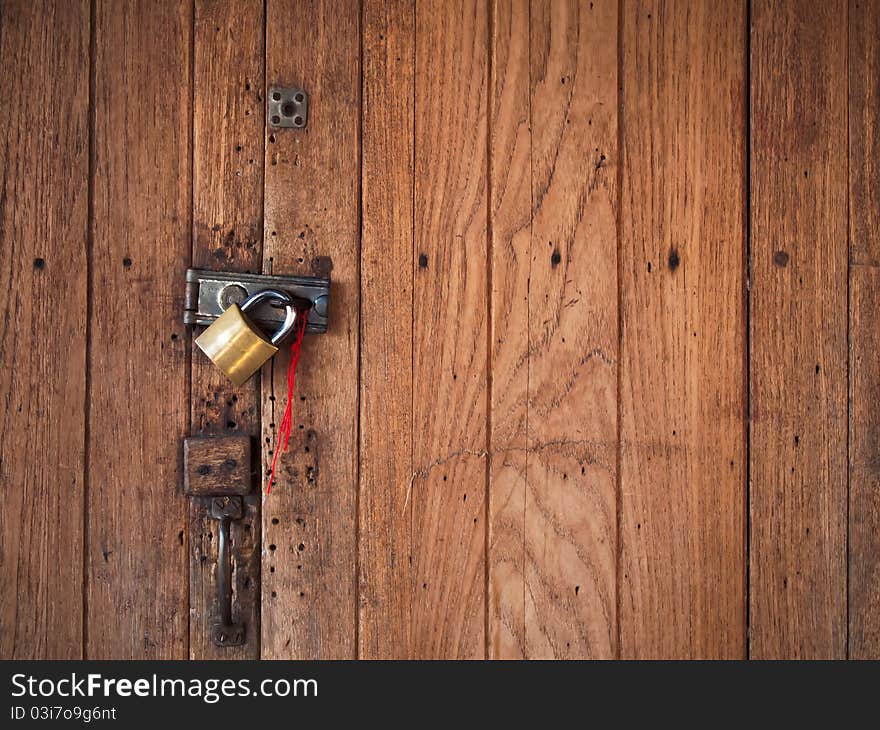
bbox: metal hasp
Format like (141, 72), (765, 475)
(268, 86), (308, 128)
(183, 268), (330, 334)
(184, 436), (256, 649)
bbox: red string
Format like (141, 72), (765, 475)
(266, 309), (309, 494)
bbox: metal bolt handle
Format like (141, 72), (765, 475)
(210, 496), (244, 647)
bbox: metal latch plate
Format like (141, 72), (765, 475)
(268, 86), (308, 129)
(184, 268), (329, 333)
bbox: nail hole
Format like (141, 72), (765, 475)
(272, 91), (281, 101)
(271, 115), (281, 125)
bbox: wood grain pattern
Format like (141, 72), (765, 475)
(358, 0), (415, 659)
(261, 0), (359, 659)
(489, 0), (618, 659)
(411, 0), (488, 659)
(848, 0), (880, 660)
(619, 0), (747, 658)
(184, 436), (251, 496)
(528, 0), (618, 659)
(0, 0), (89, 659)
(750, 0), (848, 659)
(487, 0), (531, 659)
(189, 0), (264, 661)
(88, 0), (191, 659)
(2, 0), (874, 662)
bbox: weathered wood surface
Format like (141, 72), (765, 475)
(87, 0), (191, 659)
(1, 0), (876, 661)
(619, 0), (748, 658)
(184, 436), (252, 496)
(0, 0), (89, 659)
(848, 0), (880, 660)
(489, 0), (618, 659)
(189, 0), (265, 661)
(358, 0), (415, 659)
(750, 0), (848, 659)
(260, 0), (360, 659)
(410, 0), (489, 659)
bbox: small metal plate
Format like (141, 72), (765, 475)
(184, 268), (329, 333)
(268, 86), (308, 129)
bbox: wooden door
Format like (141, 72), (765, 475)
(1, 0), (877, 660)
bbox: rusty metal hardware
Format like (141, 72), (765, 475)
(183, 268), (329, 333)
(210, 495), (244, 647)
(268, 86), (308, 128)
(184, 436), (257, 650)
(195, 289), (299, 386)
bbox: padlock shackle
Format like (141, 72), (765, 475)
(239, 289), (298, 345)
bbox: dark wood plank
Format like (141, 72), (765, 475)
(358, 0), (415, 659)
(184, 437), (251, 496)
(0, 0), (89, 659)
(88, 0), (191, 658)
(848, 0), (880, 660)
(619, 0), (747, 658)
(411, 0), (488, 658)
(750, 0), (847, 658)
(261, 0), (359, 659)
(489, 0), (618, 659)
(189, 0), (264, 661)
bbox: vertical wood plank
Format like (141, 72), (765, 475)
(411, 0), (488, 659)
(848, 0), (880, 659)
(489, 0), (618, 659)
(88, 0), (191, 658)
(0, 0), (89, 659)
(750, 0), (848, 659)
(619, 0), (747, 658)
(261, 0), (359, 659)
(528, 0), (618, 659)
(189, 0), (264, 660)
(487, 0), (531, 659)
(358, 0), (415, 659)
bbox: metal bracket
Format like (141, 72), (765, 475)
(183, 268), (329, 333)
(268, 86), (308, 129)
(184, 436), (257, 651)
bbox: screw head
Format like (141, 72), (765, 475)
(218, 284), (248, 310)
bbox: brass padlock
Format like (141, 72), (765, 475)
(195, 289), (298, 386)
